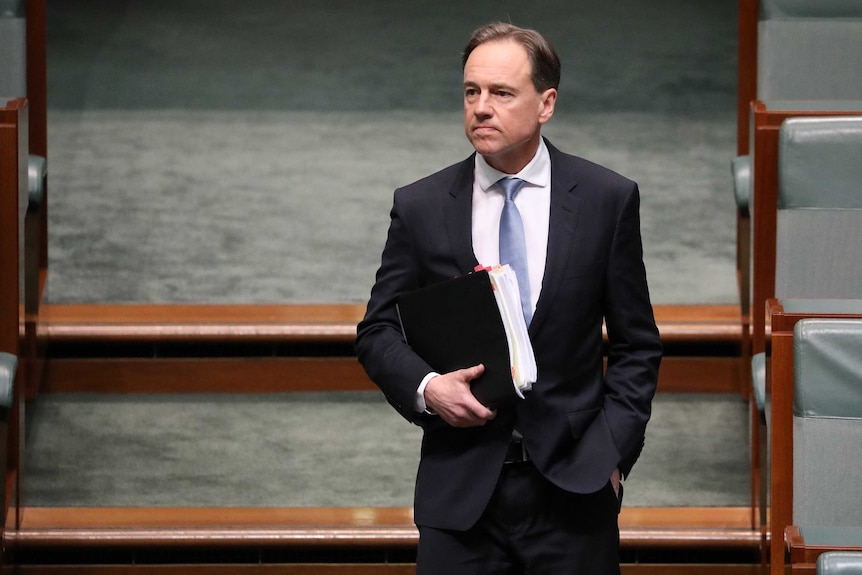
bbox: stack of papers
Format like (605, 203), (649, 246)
(486, 265), (536, 398)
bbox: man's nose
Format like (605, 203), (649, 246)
(474, 92), (492, 116)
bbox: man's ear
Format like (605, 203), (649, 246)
(538, 88), (557, 125)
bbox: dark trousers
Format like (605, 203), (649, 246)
(416, 461), (621, 575)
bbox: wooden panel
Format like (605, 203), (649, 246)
(41, 357), (377, 394)
(40, 355), (737, 394)
(0, 98), (26, 356)
(25, 0), (49, 276)
(25, 0), (48, 160)
(768, 326), (794, 575)
(1, 97), (28, 536)
(656, 357), (740, 394)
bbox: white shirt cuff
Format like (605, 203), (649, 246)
(415, 372), (440, 413)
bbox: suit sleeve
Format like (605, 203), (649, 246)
(355, 191), (438, 425)
(602, 183), (662, 477)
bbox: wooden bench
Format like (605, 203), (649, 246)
(33, 303), (742, 395)
(5, 505), (760, 573)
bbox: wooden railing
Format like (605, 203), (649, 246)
(6, 505), (759, 572)
(33, 303), (742, 395)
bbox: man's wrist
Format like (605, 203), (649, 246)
(415, 372), (440, 413)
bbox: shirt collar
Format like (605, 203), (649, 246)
(475, 139), (551, 193)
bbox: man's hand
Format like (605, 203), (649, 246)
(424, 364), (496, 427)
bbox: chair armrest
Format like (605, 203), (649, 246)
(732, 155), (751, 212)
(28, 155), (46, 208)
(752, 352), (766, 414)
(0, 352), (16, 410)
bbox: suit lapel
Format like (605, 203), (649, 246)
(444, 156), (481, 274)
(530, 143), (581, 334)
(441, 145), (582, 332)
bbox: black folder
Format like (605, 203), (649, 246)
(396, 270), (519, 408)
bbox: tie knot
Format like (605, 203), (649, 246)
(498, 177), (525, 201)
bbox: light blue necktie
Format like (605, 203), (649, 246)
(498, 177), (532, 325)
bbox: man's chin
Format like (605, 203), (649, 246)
(468, 137), (502, 158)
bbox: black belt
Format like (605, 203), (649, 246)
(504, 438), (530, 464)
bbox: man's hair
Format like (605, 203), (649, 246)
(462, 22), (561, 92)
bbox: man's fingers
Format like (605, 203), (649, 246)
(423, 364), (497, 427)
(454, 364), (495, 421)
(460, 363), (485, 382)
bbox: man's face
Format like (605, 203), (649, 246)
(463, 39), (556, 174)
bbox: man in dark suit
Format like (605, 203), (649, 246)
(355, 22), (661, 575)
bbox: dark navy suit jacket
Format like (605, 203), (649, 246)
(356, 139), (662, 531)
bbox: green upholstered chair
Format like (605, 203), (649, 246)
(736, 9), (862, 514)
(792, 318), (862, 528)
(774, 116), (862, 298)
(751, 115), (862, 555)
(732, 0), (862, 368)
(791, 318), (862, 573)
(785, 320), (862, 571)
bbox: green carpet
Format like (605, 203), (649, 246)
(28, 0), (748, 510)
(25, 392), (748, 508)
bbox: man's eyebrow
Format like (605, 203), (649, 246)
(462, 81), (518, 92)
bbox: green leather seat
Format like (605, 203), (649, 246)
(774, 117), (862, 299)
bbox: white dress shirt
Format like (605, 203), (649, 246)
(471, 139), (551, 313)
(415, 141), (552, 412)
